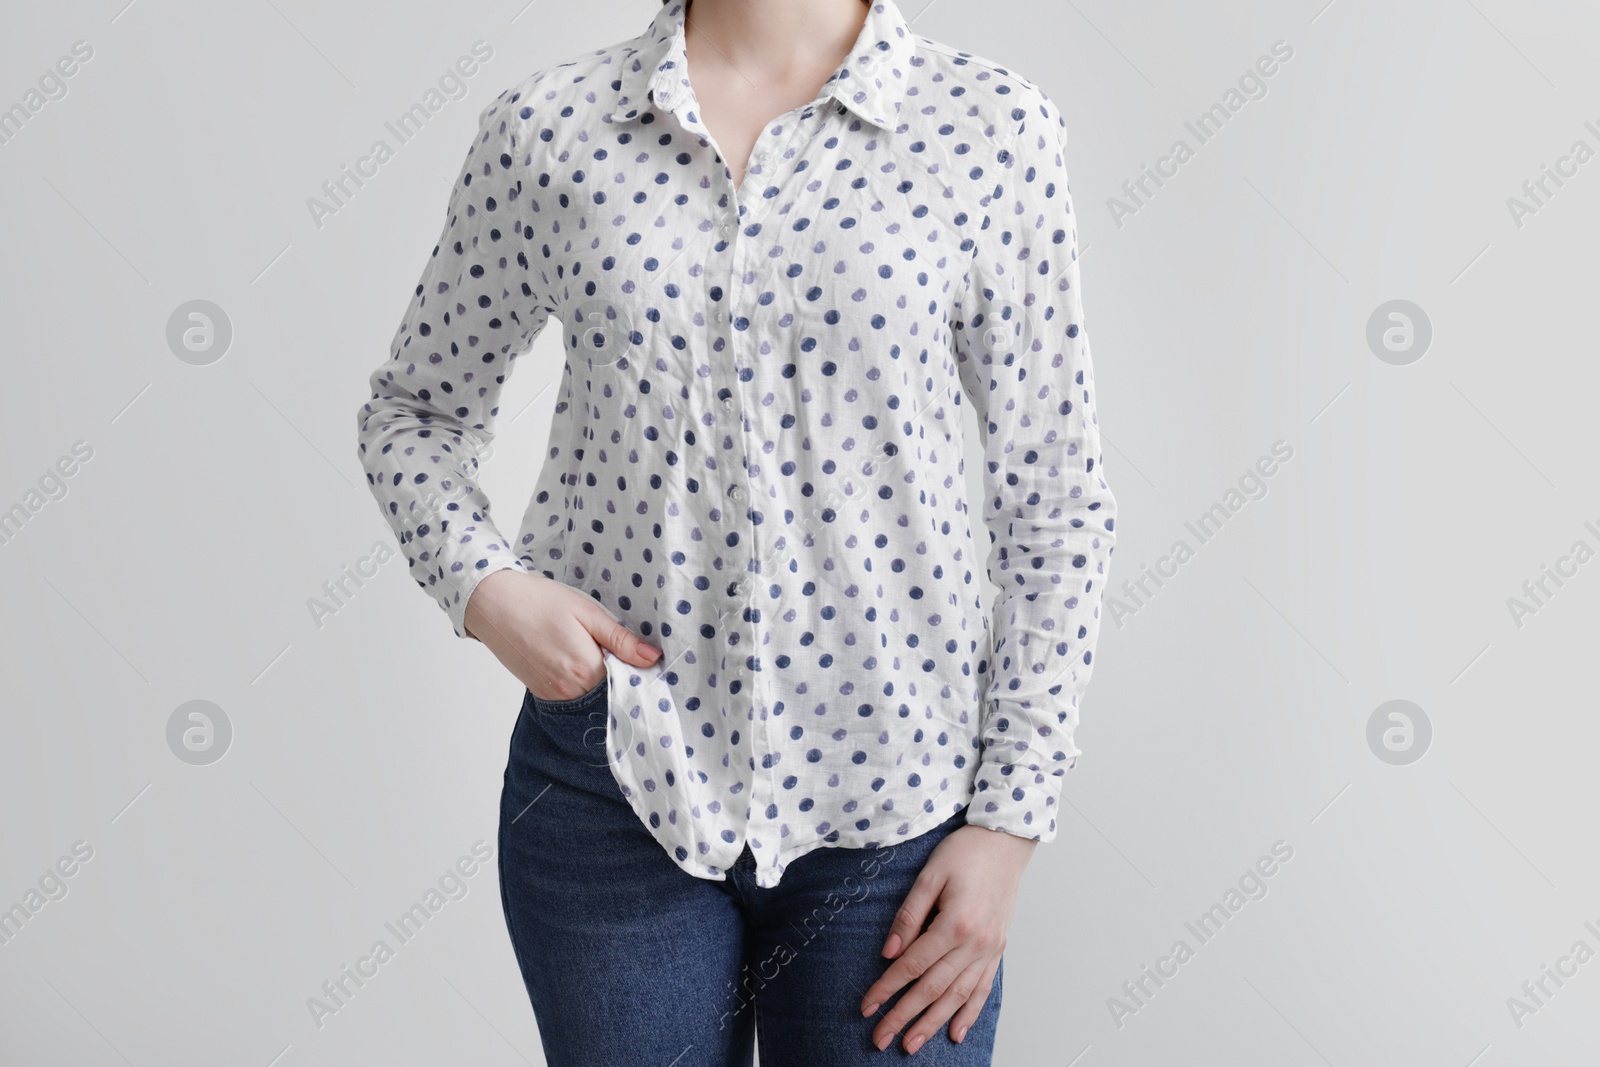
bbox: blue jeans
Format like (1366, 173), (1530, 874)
(497, 677), (1004, 1066)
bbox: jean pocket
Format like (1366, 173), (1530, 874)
(531, 674), (607, 715)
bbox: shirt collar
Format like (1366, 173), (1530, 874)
(616, 0), (915, 132)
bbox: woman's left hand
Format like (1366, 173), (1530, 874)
(859, 824), (1037, 1053)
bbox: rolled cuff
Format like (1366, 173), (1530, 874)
(966, 742), (1072, 843)
(443, 551), (528, 641)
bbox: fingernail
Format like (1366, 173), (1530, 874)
(876, 1033), (893, 1051)
(862, 1001), (879, 1017)
(953, 1025), (967, 1043)
(906, 1034), (926, 1054)
(881, 934), (901, 958)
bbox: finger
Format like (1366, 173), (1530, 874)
(584, 609), (661, 667)
(901, 958), (990, 1054)
(881, 866), (946, 960)
(869, 951), (976, 1053)
(859, 910), (958, 1016)
(863, 915), (986, 1028)
(944, 956), (999, 1045)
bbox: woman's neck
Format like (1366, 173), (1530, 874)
(683, 0), (870, 87)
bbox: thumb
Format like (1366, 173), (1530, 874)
(585, 610), (663, 670)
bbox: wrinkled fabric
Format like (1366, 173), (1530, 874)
(356, 0), (1116, 888)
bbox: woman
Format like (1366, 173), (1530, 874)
(354, 0), (1116, 1062)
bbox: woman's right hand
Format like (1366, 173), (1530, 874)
(463, 569), (662, 701)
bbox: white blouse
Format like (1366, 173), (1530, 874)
(356, 0), (1116, 888)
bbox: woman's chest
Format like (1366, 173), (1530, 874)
(525, 112), (982, 350)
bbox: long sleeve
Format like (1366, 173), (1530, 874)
(954, 88), (1117, 842)
(355, 87), (552, 639)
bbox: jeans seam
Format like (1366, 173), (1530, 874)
(497, 794), (533, 984)
(532, 677), (607, 713)
(498, 702), (537, 988)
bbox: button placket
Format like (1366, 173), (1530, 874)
(720, 282), (765, 807)
(738, 114), (799, 194)
(715, 166), (752, 734)
(723, 571), (751, 705)
(716, 109), (819, 837)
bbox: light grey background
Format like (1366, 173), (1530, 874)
(3, 0), (1597, 1063)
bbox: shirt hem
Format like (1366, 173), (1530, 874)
(753, 791), (976, 890)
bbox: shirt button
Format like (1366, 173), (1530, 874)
(720, 395), (735, 410)
(714, 309), (727, 325)
(719, 220), (734, 239)
(728, 485), (745, 502)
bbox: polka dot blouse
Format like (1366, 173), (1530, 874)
(356, 0), (1117, 888)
